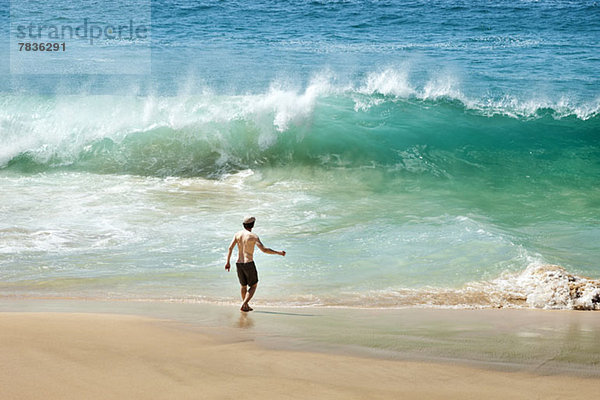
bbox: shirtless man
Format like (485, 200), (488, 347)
(225, 216), (285, 312)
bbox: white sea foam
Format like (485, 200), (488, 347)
(311, 264), (600, 310)
(486, 264), (600, 310)
(120, 264), (600, 311)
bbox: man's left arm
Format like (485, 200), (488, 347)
(256, 236), (285, 256)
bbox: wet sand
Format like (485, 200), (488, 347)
(1, 310), (598, 400)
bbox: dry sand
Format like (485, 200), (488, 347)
(1, 312), (597, 399)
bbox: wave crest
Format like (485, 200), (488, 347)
(1, 71), (598, 176)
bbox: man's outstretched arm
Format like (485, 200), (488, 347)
(256, 238), (286, 256)
(225, 237), (237, 271)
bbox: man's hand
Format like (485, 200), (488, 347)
(280, 250), (286, 256)
(225, 262), (230, 271)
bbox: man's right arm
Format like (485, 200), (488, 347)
(225, 236), (237, 271)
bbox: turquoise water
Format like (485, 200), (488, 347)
(0, 1), (599, 309)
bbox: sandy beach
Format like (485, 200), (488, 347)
(1, 309), (598, 400)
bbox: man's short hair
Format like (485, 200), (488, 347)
(243, 221), (255, 230)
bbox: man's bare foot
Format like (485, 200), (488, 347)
(246, 305), (253, 311)
(240, 304), (253, 312)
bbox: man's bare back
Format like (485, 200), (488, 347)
(225, 216), (286, 312)
(233, 229), (260, 263)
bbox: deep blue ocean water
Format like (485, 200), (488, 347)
(0, 0), (599, 309)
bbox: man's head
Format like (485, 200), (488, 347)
(243, 216), (255, 231)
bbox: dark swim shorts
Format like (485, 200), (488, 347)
(236, 261), (259, 286)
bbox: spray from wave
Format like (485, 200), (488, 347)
(1, 69), (599, 176)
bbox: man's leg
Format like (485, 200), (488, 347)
(241, 283), (257, 311)
(240, 285), (248, 311)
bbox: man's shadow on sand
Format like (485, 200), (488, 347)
(237, 310), (317, 329)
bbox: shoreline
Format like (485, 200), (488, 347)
(2, 262), (598, 311)
(1, 309), (599, 400)
(1, 298), (599, 377)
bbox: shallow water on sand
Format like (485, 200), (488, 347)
(2, 299), (599, 377)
